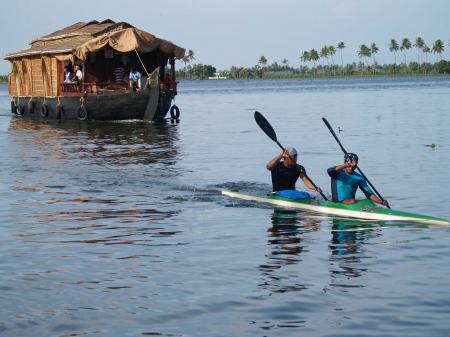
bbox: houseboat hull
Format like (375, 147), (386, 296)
(11, 87), (174, 122)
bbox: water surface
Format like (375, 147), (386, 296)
(0, 77), (449, 336)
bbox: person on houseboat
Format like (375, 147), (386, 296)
(73, 65), (83, 83)
(113, 62), (126, 84)
(327, 153), (389, 206)
(129, 67), (141, 91)
(63, 66), (72, 83)
(266, 147), (322, 199)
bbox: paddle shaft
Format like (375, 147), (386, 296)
(255, 111), (328, 200)
(322, 118), (390, 208)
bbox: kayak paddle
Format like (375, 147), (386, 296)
(322, 117), (390, 208)
(254, 111), (328, 200)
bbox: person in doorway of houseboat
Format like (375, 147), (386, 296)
(63, 66), (72, 83)
(73, 65), (83, 83)
(113, 62), (126, 84)
(129, 67), (141, 91)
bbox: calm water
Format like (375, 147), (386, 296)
(0, 77), (449, 337)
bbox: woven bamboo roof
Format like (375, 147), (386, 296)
(4, 20), (183, 60)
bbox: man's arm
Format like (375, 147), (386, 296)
(360, 179), (389, 207)
(300, 174), (321, 192)
(369, 194), (390, 207)
(266, 151), (284, 170)
(328, 163), (349, 176)
(298, 167), (321, 193)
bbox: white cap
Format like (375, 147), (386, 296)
(285, 147), (298, 158)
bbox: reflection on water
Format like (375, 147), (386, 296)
(8, 118), (180, 166)
(259, 209), (319, 294)
(329, 219), (381, 284)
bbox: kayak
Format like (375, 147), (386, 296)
(222, 190), (449, 226)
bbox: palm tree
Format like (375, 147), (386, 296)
(188, 50), (195, 62)
(258, 55), (268, 67)
(337, 42), (345, 73)
(400, 38), (411, 65)
(423, 45), (431, 63)
(328, 46), (336, 65)
(309, 49), (319, 75)
(370, 43), (379, 67)
(181, 54), (190, 78)
(320, 45), (329, 67)
(300, 51), (310, 70)
(357, 44), (371, 72)
(422, 45), (431, 74)
(432, 39), (445, 61)
(414, 37), (425, 63)
(389, 39), (399, 72)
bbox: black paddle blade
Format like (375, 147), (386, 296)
(254, 111), (277, 142)
(322, 117), (332, 131)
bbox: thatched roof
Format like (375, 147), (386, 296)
(4, 19), (184, 60)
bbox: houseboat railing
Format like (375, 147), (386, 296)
(60, 82), (128, 95)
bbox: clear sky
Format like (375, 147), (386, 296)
(1, 0), (449, 74)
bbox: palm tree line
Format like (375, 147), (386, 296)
(299, 37), (448, 75)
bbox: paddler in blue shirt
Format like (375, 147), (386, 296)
(266, 147), (321, 199)
(327, 153), (389, 206)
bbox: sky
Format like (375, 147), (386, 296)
(1, 0), (449, 74)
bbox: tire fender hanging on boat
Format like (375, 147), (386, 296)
(27, 99), (36, 114)
(16, 104), (24, 116)
(56, 97), (63, 120)
(170, 104), (180, 123)
(40, 103), (49, 117)
(77, 97), (88, 121)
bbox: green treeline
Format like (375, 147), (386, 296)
(176, 60), (450, 80)
(0, 75), (7, 82)
(176, 38), (450, 80)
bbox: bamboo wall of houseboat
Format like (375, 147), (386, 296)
(9, 56), (58, 97)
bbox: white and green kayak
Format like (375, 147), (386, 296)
(222, 190), (449, 226)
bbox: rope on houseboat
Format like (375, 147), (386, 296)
(134, 49), (150, 78)
(134, 49), (160, 88)
(41, 97), (49, 117)
(28, 97), (36, 114)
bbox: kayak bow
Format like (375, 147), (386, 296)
(222, 190), (449, 226)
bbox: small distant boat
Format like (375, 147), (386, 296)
(208, 73), (228, 80)
(4, 20), (185, 122)
(222, 190), (449, 226)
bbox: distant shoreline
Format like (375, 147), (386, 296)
(178, 73), (450, 81)
(1, 72), (448, 84)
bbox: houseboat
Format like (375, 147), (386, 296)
(4, 20), (185, 122)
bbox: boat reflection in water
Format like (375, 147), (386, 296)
(328, 218), (380, 284)
(258, 209), (319, 294)
(6, 118), (182, 246)
(8, 117), (180, 166)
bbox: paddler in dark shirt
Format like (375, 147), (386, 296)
(266, 147), (321, 199)
(327, 153), (389, 206)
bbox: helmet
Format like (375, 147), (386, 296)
(344, 153), (359, 162)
